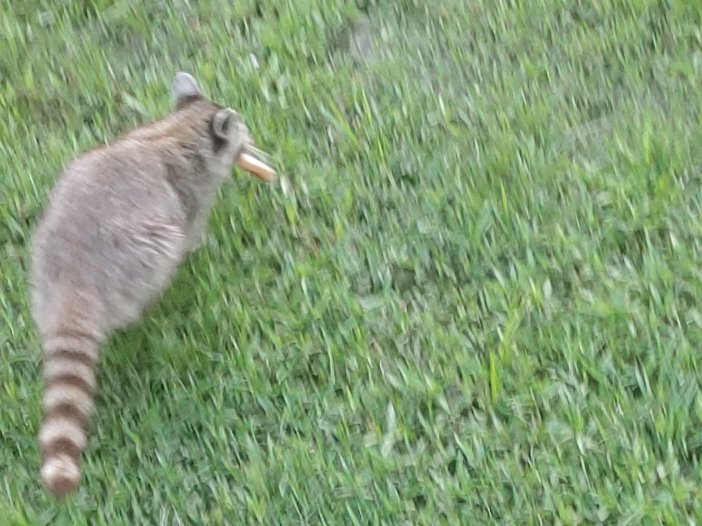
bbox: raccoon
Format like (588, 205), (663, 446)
(29, 72), (262, 497)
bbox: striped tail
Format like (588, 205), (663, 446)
(39, 328), (101, 498)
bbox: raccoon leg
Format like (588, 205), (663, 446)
(185, 212), (209, 253)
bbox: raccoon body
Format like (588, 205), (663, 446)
(29, 73), (252, 497)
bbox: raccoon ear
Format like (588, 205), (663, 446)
(211, 108), (237, 140)
(171, 72), (202, 106)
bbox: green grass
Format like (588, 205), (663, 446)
(3, 0), (702, 523)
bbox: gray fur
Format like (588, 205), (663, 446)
(29, 72), (251, 497)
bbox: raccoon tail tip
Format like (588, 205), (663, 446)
(41, 454), (81, 498)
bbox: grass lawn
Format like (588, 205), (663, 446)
(3, 0), (702, 523)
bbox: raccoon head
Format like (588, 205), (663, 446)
(171, 72), (252, 178)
